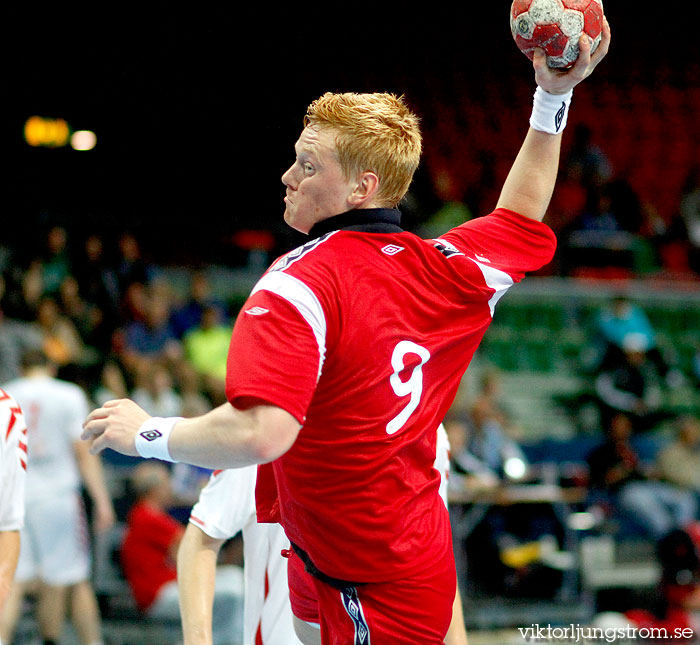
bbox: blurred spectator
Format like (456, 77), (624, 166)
(58, 276), (111, 355)
(593, 331), (671, 433)
(119, 292), (182, 376)
(657, 416), (700, 495)
(443, 412), (499, 490)
(593, 296), (679, 384)
(115, 233), (151, 293)
(41, 226), (72, 296)
(444, 396), (529, 489)
(575, 183), (624, 234)
(586, 412), (697, 540)
(20, 226), (73, 311)
(465, 397), (530, 482)
(170, 271), (228, 340)
(120, 462), (184, 618)
(177, 364), (213, 417)
(596, 296), (656, 356)
(92, 360), (129, 407)
(121, 462), (242, 636)
(562, 179), (647, 276)
(33, 296), (95, 379)
(72, 234), (121, 320)
(564, 123), (613, 190)
(131, 362), (183, 419)
(471, 368), (524, 440)
(183, 304), (232, 406)
(0, 275), (43, 384)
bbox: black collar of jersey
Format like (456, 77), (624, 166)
(308, 208), (403, 239)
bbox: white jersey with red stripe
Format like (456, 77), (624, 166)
(189, 467), (302, 645)
(0, 388), (27, 532)
(227, 207), (556, 583)
(2, 375), (88, 502)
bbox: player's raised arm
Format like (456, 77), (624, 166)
(496, 18), (611, 222)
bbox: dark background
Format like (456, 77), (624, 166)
(4, 4), (699, 264)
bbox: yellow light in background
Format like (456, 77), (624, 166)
(24, 116), (70, 147)
(70, 130), (97, 151)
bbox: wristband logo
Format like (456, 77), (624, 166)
(140, 429), (163, 442)
(555, 101), (566, 132)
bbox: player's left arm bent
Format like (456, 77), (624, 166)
(496, 19), (611, 222)
(82, 399), (301, 470)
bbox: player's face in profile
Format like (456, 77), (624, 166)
(281, 126), (356, 234)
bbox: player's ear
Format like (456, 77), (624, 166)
(348, 171), (380, 207)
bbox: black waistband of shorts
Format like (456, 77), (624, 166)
(290, 541), (365, 590)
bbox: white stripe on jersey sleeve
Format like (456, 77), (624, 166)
(469, 258), (514, 317)
(189, 466), (257, 540)
(251, 271), (327, 380)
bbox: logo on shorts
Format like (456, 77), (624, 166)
(381, 244), (404, 256)
(140, 429), (163, 442)
(341, 587), (370, 644)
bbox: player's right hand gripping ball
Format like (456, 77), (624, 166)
(510, 0), (604, 68)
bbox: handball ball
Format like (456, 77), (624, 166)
(510, 0), (604, 68)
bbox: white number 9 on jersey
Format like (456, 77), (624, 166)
(386, 341), (431, 435)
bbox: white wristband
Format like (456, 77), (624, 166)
(134, 416), (183, 462)
(530, 86), (573, 134)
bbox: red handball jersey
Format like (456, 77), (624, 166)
(226, 208), (556, 583)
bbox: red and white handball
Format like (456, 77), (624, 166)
(510, 0), (605, 68)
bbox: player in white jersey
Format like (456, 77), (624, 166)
(0, 349), (115, 645)
(0, 388), (27, 626)
(178, 465), (302, 645)
(177, 425), (468, 645)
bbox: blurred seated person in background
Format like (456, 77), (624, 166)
(657, 416), (700, 497)
(72, 234), (121, 322)
(467, 397), (529, 482)
(170, 271), (228, 341)
(131, 362), (183, 419)
(594, 296), (679, 386)
(0, 274), (43, 385)
(594, 331), (671, 433)
(119, 291), (182, 377)
(586, 412), (697, 540)
(58, 275), (112, 358)
(443, 412), (499, 490)
(33, 296), (94, 378)
(21, 226), (72, 307)
(471, 367), (524, 440)
(92, 361), (130, 407)
(121, 461), (241, 635)
(115, 233), (152, 294)
(443, 400), (529, 491)
(121, 461), (184, 620)
(183, 305), (232, 406)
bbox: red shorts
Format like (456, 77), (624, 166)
(286, 548), (321, 624)
(310, 553), (455, 645)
